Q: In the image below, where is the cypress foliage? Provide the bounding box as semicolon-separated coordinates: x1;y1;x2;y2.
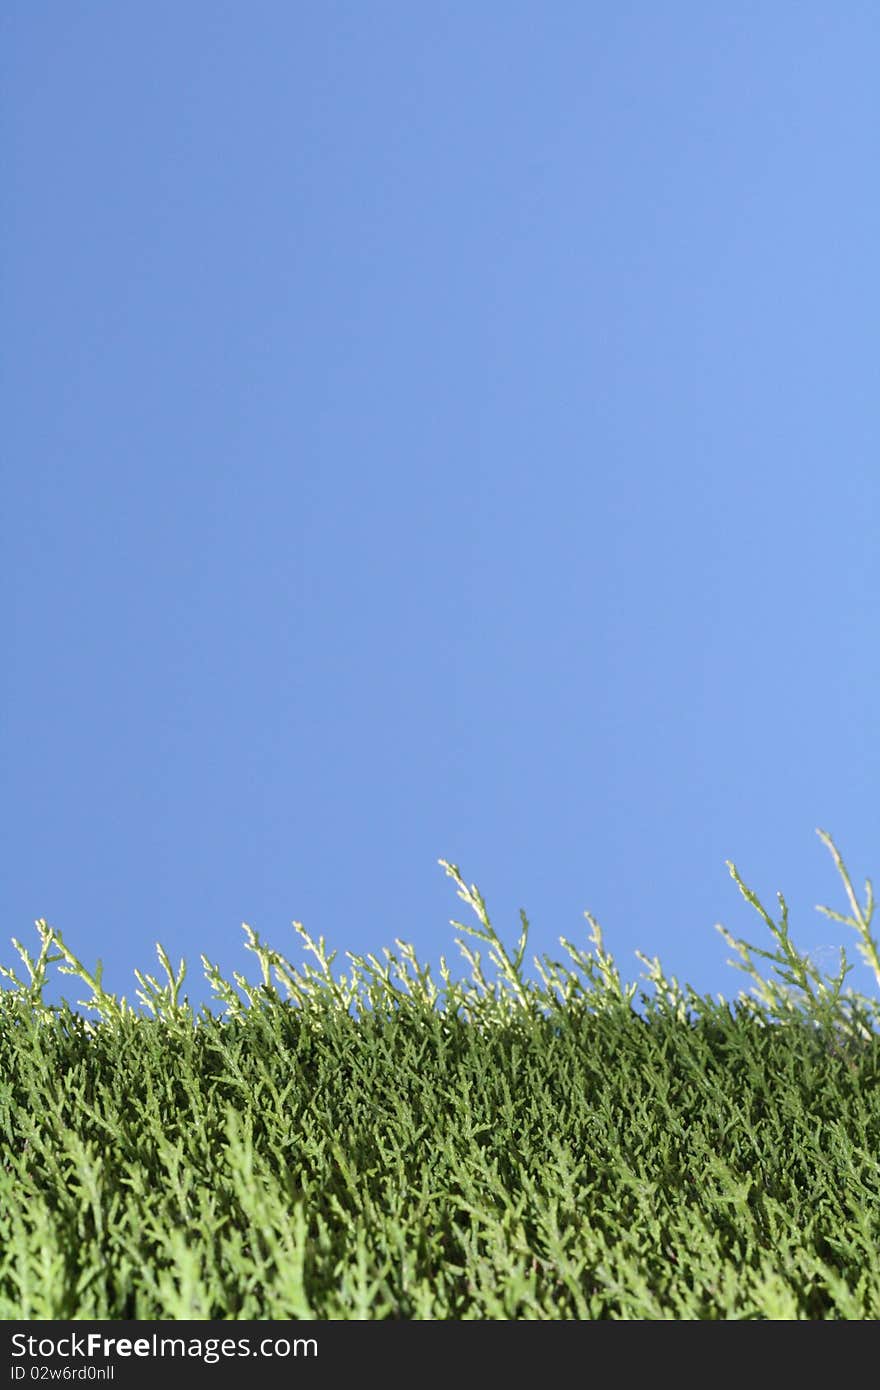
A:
2;831;879;1319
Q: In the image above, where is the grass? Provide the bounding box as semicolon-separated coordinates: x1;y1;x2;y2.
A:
2;828;880;1319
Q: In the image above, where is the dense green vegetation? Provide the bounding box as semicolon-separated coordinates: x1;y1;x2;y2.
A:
2;831;880;1319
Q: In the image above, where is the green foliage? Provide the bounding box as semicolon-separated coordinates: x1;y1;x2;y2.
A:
2;829;880;1319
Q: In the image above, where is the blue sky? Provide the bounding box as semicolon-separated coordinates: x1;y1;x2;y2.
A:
3;2;878;1017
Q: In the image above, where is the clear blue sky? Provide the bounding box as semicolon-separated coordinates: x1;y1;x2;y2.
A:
3;2;879;1017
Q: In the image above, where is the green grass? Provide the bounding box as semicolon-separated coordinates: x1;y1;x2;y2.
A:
2;829;880;1319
